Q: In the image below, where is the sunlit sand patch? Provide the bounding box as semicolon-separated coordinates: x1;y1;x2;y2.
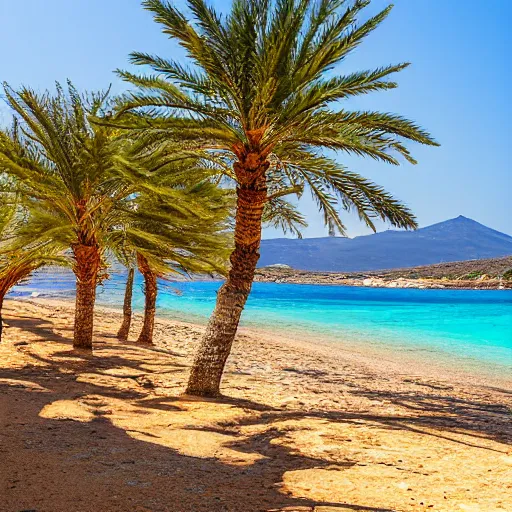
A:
96;367;147;377
114;398;266;463
75;373;142;393
0;339;51;370
38;393;265;464
7;337;83;364
0;378;51;393
277;419;511;511
40;399;96;422
283;465;509;512
126;427;264;464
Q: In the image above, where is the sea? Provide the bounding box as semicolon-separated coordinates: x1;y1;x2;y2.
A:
10;269;512;376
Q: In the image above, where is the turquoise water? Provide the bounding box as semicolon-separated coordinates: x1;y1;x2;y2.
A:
11;271;512;373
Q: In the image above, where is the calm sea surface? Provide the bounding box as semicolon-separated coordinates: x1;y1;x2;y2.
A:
11;270;512;374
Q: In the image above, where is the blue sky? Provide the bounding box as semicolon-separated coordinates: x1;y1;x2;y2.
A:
0;0;510;238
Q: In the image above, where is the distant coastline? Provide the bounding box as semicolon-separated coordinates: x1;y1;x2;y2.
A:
255;255;512;290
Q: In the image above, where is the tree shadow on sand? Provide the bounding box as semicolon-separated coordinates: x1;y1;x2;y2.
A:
1;307;511;511
1;368;394;511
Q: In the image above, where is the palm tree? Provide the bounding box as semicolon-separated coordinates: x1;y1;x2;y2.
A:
114;0;439;395
0;83;148;350
0;185;66;340
110;241;137;342
0;247;63;341
116;172;232;344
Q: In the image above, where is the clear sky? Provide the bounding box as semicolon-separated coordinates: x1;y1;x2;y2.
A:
1;0;510;238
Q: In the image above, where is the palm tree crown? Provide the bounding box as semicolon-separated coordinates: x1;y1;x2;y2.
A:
0;83;130;256
0;83;147;348
117;0;438;233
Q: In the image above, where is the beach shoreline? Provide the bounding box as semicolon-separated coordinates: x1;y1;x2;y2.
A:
14;295;512;389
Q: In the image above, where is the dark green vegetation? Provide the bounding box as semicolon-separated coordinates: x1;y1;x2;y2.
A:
0;0;439;396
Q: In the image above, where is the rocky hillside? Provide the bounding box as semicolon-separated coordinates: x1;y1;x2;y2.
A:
255;256;512;290
361;255;512;280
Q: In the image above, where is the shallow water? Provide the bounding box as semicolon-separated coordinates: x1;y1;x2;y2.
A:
12;270;512;373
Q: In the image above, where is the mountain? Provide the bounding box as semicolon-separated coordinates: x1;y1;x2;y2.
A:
259;216;512;272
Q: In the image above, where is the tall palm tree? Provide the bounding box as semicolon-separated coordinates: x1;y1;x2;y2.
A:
115;0;439;395
0;83;148;350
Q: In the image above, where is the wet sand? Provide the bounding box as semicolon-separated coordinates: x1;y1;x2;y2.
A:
1;298;511;511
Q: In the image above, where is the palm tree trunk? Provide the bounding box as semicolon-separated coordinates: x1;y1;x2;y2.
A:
0;292;5;343
186;170;267;396
137;254;157;344
117;267;135;341
72;243;101;350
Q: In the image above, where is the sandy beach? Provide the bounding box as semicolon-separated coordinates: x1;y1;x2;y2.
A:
1;298;511;511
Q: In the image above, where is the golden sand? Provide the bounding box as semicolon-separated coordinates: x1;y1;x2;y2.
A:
1;298;511;511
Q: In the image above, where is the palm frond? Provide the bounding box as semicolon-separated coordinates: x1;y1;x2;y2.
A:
115;0;437;237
